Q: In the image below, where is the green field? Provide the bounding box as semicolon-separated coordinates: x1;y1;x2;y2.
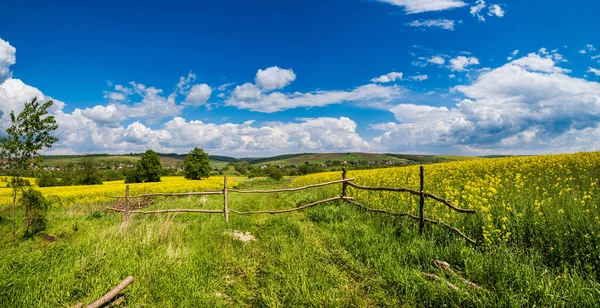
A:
2;152;600;307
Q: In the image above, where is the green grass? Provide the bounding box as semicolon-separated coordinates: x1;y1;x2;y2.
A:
1;178;599;307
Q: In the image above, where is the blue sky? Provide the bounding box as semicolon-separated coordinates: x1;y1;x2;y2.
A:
2;0;600;156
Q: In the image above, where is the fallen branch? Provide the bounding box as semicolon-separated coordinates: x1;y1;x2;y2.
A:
105;207;224;214
229;178;354;194
421;273;460;291
230;196;349;215
434;260;481;289
87;276;134;308
343;199;476;245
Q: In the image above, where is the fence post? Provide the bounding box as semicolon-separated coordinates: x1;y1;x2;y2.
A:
419;166;424;235
125;185;130;221
223;176;229;223
341;168;347;198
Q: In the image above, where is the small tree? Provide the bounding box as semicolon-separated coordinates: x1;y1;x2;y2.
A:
77;155;102;185
183;147;211;180
0;97;58;240
266;167;283;180
135;150;162;182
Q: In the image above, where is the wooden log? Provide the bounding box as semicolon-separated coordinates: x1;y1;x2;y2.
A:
105;207;224;214
343;199;476;245
419;166;425;235
125;185;130;221
73;302;84;308
228;178;354;194
87;276;134;308
229;196;346;215
223;176;229;223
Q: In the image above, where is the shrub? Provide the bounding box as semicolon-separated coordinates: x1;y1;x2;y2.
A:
37;171;59;187
267;167;283;180
101;170;125;181
124;169;141;184
21;188;50;237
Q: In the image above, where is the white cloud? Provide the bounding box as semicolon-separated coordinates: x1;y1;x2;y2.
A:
428;56;446;65
408;74;429;81
184;84;212;106
580;49;587;54
176;72;196;94
0;38;16;84
470;0;486;21
488;4;505;17
511;50;520;57
217;82;235;91
372;51;600;154
371;72;403;83
407;19;456;30
226;82;402;113
449;56;480;71
255;66;296;91
376;0;466;14
449;74;456;79
588;67;600;76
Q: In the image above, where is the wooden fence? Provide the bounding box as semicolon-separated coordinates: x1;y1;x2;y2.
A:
107;166;477;244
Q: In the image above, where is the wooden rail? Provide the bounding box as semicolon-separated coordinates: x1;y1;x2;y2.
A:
228;178;354;194
108;167;478;244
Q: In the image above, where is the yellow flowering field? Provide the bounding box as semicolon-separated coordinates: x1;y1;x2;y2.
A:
292;152;600;258
0;176;239;207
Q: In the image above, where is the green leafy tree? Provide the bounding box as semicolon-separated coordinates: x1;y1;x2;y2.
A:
266;167;283;180
37;171;59;187
22;188;50;237
183;147;211;180
0;97;58;240
77;155;103;185
135;150;162;182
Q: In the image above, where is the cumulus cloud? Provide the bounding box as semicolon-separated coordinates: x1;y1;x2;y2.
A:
407;19;456;31
429;56;446;65
371;72;403;83
0;38;16;84
184;83;212;106
372;52;600;154
376;0;467;14
449;56;480;71
226;82;402;113
255;66;296;91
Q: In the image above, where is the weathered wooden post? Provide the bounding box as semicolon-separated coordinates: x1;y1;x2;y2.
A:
419;166;425;235
341;168;347;198
223;176;229;223
125;185;130;221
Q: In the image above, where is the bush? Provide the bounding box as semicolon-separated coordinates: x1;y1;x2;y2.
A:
37;171;59;187
267;167;283;180
124;169;141;184
59;172;75;186
101;170;125;181
21;188;50;237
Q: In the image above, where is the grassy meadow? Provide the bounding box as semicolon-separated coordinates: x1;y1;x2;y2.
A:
1;152;600;307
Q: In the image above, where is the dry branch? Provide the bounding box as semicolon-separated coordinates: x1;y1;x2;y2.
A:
346;182;476;214
229;178;354;194
343;199;476;245
421;273;460;291
230;196;348;215
105;207;224;214
434;260;481;289
87;276;134;308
